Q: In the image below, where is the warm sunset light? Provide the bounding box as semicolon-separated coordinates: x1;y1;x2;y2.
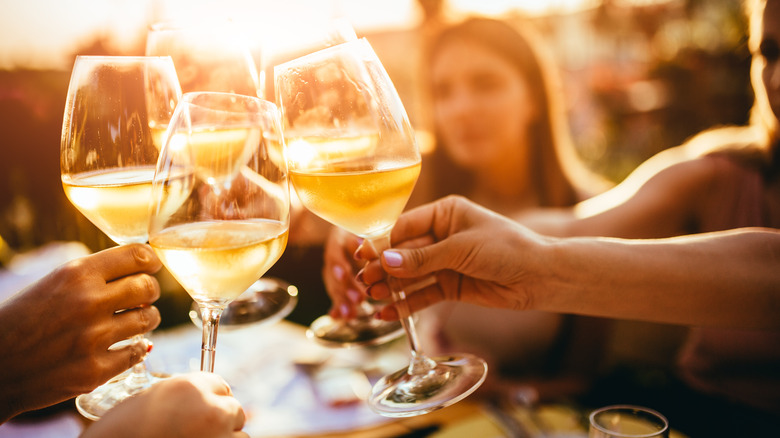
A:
0;0;608;70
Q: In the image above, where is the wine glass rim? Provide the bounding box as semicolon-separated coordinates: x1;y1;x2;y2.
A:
273;37;372;75
589;404;669;437
148;18;241;32
181;91;277;112
74;55;174;63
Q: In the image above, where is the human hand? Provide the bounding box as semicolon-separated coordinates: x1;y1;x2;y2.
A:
322;227;366;319
357;196;549;319
82;372;248;438
0;244;162;423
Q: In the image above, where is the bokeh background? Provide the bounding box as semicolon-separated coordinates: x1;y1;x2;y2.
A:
0;0;752;328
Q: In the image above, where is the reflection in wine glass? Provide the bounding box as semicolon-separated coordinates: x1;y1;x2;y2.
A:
589;405;669;438
149;92;290;373
275;38;487;417
60;55;181;420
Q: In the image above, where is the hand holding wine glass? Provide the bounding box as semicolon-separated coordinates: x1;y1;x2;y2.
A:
275;38;487;416
60;55;181;420
148;91;290;373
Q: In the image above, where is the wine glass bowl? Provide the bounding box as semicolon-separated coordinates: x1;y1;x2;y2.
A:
149;91;290;372
146;21;261;97
60;55;181;419
275;39;417;348
275;38;487;416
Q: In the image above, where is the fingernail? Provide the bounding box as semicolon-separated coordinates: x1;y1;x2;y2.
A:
383;250;403;267
333;265;345;281
346;289;362;304
356;270;365;284
339;303;350;318
145;339;154;353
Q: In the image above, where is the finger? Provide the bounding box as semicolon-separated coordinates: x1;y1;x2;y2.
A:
100;339;153;381
232;405;246;431
380;238;462;279
343;234;362;255
196;372;233;396
89;244;162;282
366;282;391;300
356;259;386;286
395;234;435;250
107;273;161;311
111;305;161;340
389;201;442;246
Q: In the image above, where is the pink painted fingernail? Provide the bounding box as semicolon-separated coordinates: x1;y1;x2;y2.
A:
339;303;350;318
383;250;403;267
333;265;345;281
346;289;362;304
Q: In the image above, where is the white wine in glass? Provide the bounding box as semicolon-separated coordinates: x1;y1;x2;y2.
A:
146;22;300;329
149;91;290;373
275;38;487;416
60;55;181;420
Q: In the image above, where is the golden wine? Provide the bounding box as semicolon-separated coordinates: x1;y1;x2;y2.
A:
150;124;169;151
285;134;378;169
168;127;260;186
290;161;421;238
150;219;288;304
63;166;156;244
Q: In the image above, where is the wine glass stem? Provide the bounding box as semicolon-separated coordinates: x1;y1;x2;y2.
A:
126;335;151;386
200;305;224;372
367;235;437;376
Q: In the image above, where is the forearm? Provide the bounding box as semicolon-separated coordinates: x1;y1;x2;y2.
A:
534;228;780;329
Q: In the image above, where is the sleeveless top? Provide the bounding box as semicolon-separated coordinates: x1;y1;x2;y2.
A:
676;154;780;415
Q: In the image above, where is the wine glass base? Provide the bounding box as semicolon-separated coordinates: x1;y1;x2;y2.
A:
368;354;488;417
189;277;298;330
75;369;168;420
306;313;406;348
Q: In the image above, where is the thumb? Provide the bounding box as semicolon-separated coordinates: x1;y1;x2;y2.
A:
381;241;450;278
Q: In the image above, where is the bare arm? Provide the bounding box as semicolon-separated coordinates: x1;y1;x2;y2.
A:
360;196;780;330
537;228;780;329
517;144;715;238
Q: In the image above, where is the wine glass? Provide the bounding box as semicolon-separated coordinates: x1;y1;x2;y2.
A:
60;55;181;419
275;38;487;416
147;20;298;329
148;91;290;372
146;20;261;97
589;405;670;438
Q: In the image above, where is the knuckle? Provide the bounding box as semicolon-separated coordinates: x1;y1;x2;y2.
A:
127;343;143;369
131;274;160;302
137;305;160;331
129;244;150;266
